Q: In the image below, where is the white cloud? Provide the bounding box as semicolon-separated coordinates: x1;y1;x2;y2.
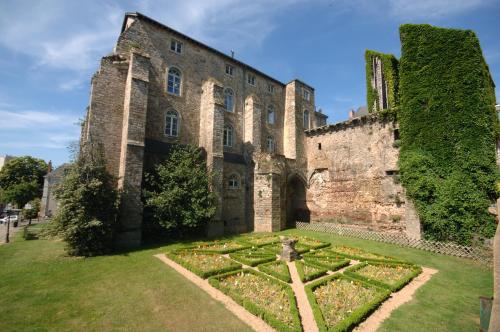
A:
0;110;77;130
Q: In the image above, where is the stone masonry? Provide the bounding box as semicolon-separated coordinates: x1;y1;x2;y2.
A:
81;12;421;247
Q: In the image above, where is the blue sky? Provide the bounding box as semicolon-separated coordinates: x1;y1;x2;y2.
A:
1;0;499;166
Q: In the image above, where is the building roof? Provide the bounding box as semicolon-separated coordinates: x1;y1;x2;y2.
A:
121;12;314;90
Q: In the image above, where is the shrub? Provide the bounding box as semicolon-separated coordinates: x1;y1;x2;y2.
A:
52;143;119;256
143;145;216;235
398;24;498;244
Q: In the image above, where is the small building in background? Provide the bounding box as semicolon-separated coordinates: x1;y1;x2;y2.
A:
40;163;70;218
348;106;368;119
0;155;14;172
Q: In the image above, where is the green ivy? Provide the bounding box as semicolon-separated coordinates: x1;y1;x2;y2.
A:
365;50;399;112
398;24;499;244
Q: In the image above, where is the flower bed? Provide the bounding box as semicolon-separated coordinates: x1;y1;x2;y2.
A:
344;262;422;291
303;256;351;272
240;235;281;246
258;260;292;283
166;250;241;278
188;240;250;254
306;274;391;332
295;261;328;282
209;269;302;331
329;246;399;263
261;242;311;255
292;236;330;250
229;248;276;267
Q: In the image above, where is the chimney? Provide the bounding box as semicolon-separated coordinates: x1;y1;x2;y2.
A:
231;50;235;58
47;160;52;173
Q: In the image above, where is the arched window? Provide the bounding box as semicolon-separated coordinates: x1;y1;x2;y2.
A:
303;109;310;129
228;174;239;189
266;135;275;153
267;105;275;124
165;110;179;137
224;88;234;112
167;67;182;95
223;124;233;147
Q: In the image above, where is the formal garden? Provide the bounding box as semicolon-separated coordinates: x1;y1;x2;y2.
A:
161;233;427;331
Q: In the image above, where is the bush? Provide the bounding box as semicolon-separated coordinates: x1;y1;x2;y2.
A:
52;143;118;256
398;24;498;244
143;145;216;235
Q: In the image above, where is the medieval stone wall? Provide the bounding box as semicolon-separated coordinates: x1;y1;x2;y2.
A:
305;115;417;235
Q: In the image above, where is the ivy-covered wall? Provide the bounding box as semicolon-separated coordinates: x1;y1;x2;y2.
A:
365;50;399;112
398;24;498;244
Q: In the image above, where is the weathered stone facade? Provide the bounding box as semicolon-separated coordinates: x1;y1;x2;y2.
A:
81;12;421;247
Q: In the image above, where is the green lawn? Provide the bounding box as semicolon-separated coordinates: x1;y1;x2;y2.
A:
0;225;492;331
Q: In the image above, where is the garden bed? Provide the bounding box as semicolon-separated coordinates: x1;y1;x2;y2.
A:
240;235;281;246
188;240;250;254
229;248;276;267
295;260;328;282
166;250;241;278
209;269;302;331
261;242;311;255
329;245;399;263
306;274;391;332
303;255;351;271
344;262;422;291
258;260;292;283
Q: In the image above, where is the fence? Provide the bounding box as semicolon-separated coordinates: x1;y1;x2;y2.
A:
296;221;493;265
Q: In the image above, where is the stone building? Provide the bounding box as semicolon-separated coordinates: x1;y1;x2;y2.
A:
40;163;70;218
81;12;420;247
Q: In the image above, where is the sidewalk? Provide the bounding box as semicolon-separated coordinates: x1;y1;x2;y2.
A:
0;219;37;244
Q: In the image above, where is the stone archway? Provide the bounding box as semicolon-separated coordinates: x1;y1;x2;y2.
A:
286;174;309;227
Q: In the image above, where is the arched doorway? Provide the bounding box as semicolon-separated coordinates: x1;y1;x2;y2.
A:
286;174;310;227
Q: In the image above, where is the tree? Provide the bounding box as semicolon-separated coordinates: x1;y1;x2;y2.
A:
53;143;118;256
23;198;41;225
0;156;47;207
143;145;216;235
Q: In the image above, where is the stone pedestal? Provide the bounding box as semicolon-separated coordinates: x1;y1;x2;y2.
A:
280;236;299;262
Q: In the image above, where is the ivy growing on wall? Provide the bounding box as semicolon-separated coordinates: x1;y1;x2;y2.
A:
398;24;499;245
365;50;399;112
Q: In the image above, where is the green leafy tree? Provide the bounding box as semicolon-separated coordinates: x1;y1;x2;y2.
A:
23;198;41;225
0;156;47;207
143;145;216;235
53;143;119;256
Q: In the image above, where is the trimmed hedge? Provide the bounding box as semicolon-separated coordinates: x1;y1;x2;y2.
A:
327;246;404;264
344;262;422;292
303;256;350;271
306;273;391;332
258;260;292;283
398;24;498;244
365;50;399;112
209;269;302;332
187;240;251;254
165;250;241;279
295;260;328;282
229;252;276;267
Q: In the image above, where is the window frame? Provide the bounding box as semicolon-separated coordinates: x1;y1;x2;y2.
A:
266;135;276;153
228;174;240;189
225;64;234;76
302;88;311;101
247;73;256;86
267;105;275;125
303;109;310;129
223;123;234;147
167;67;182;96
165;110;180;137
224;88;234;112
267;84;275;94
170;39;183;54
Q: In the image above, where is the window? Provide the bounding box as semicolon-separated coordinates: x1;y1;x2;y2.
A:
223;124;233;147
267;105;275;124
267;84;274;93
167;67;182;96
266;136;275;153
170;39;182;54
228;174;239;189
318;143;322;150
225;64;233;76
302;88;310;101
247;74;256;86
224;88;234;112
394;129;400;140
303;109;310;129
165;110;179;137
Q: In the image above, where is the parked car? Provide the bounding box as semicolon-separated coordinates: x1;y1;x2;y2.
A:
0;215;18;224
